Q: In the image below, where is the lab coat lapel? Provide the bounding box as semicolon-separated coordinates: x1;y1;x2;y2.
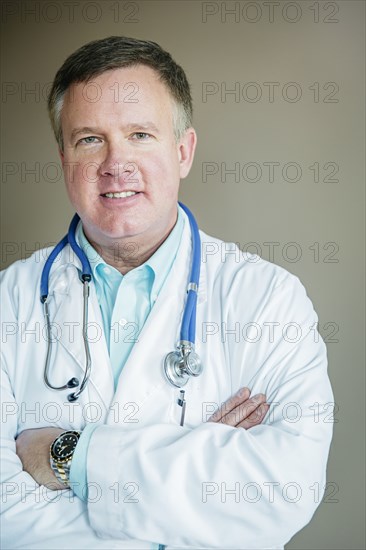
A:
112;213;207;411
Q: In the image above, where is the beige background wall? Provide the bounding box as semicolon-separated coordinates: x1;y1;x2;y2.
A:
1;1;365;548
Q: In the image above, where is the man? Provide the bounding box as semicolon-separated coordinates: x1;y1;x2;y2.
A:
1;36;333;549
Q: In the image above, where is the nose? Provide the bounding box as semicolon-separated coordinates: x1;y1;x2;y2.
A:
98;143;137;183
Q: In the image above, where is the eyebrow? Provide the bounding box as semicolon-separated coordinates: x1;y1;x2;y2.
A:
70;127;100;142
70;123;160;142
125;122;160;133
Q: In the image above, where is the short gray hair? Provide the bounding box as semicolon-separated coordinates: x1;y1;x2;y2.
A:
47;36;193;151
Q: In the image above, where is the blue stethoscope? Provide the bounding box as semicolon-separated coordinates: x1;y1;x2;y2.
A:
40;202;203;402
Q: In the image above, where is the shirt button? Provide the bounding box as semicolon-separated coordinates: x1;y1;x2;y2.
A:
119;319;128;327
103;266;111;274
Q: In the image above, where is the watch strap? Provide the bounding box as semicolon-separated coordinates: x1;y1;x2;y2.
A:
50;460;71;486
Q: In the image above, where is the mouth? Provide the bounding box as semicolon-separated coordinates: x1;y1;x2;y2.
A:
101;191;140;199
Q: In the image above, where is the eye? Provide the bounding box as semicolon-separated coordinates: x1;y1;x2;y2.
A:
78;136;100;145
132;132;151;140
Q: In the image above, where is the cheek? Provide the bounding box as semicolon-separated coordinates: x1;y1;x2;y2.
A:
139;150;180;188
63;160;96;194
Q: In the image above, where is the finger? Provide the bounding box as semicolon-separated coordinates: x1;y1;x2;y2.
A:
219;394;266;427
207;387;251;422
238;403;270;430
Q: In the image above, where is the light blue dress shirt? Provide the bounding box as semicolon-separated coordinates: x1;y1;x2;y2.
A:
69;207;185;512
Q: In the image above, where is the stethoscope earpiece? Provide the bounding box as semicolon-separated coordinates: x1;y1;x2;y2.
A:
67;392;79;402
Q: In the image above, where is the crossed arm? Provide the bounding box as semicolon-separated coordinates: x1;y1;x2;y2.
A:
3;269;334;548
15;388;269;490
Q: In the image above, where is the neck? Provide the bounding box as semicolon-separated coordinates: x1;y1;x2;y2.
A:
84;219;177;276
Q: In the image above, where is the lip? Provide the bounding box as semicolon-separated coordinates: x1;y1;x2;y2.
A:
100;189;141;195
99;191;142;206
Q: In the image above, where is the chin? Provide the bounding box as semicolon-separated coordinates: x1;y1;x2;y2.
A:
98;221;147;241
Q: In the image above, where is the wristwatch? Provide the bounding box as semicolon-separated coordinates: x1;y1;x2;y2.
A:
50;430;81;487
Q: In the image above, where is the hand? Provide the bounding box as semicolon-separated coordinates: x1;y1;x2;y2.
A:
15;427;66;489
207;387;269;429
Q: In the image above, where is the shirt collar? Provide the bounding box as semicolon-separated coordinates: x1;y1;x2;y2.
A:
75;223;107;281
75;206;185;293
146;206;185;296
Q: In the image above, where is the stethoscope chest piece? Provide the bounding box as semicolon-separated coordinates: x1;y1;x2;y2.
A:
164;341;203;388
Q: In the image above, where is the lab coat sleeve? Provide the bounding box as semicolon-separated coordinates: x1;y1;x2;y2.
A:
0;271;71;548
85;270;334;549
0;264;145;550
0;352;106;549
69;423;98;501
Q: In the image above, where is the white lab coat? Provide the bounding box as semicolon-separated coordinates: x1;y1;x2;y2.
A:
1;211;334;549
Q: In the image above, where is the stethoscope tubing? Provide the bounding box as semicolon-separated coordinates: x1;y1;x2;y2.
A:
178;202;201;344
40;202;201;398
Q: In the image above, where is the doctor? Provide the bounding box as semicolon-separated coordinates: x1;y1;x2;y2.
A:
1;36;333;549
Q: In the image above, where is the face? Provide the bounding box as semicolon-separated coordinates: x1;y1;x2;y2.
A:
59;65;196;251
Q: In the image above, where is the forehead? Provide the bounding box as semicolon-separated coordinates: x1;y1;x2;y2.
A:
61;65;176;129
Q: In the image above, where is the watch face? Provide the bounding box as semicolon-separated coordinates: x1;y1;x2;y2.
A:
51;432;80;462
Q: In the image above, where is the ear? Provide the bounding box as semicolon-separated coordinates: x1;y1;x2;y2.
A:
178;128;197;179
58;148;65;166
